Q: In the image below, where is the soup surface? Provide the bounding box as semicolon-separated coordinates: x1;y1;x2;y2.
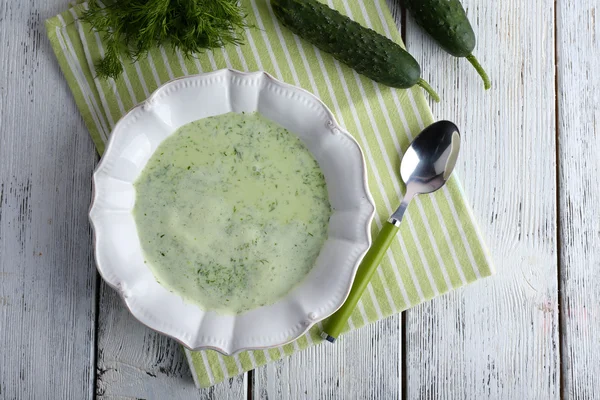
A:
133;112;331;314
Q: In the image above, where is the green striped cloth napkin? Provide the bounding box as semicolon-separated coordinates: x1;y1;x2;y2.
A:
46;0;494;388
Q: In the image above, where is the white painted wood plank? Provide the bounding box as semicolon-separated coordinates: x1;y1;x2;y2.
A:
253;316;402;399
0;1;98;398
557;2;600;398
252;2;404;397
96;283;246;399
404;0;559;398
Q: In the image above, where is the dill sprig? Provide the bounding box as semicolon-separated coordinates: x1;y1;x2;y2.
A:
83;0;248;79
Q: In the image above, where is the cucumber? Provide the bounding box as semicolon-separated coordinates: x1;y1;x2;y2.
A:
404;0;491;89
271;0;439;101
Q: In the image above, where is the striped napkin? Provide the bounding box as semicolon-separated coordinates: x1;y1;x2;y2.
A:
46;0;494;388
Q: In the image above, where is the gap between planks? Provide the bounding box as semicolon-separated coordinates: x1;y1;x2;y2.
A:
92;268;101;398
553;0;565;398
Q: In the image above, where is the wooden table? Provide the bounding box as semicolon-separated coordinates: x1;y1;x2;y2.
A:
1;0;597;398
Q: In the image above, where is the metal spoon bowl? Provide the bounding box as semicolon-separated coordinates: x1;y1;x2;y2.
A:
391;120;461;224
322;120;461;342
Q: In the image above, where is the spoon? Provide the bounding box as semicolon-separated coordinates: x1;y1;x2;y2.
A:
322;120;461;342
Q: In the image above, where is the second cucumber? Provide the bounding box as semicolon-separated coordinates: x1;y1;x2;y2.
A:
404;0;491;89
271;0;439;101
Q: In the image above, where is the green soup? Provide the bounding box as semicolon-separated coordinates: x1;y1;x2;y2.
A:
133;112;331;314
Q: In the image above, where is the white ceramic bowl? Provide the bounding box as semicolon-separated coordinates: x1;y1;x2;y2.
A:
89;69;375;354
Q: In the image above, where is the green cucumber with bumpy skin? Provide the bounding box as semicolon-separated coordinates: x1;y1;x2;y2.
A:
404;0;491;89
271;0;439;101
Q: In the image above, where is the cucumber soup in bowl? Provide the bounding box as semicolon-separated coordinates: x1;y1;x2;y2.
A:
89;69;375;354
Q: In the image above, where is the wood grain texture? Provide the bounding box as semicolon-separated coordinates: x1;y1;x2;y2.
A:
404;0;559;398
0;1;98;398
557;2;600;398
96;282;247;399
253;317;402;399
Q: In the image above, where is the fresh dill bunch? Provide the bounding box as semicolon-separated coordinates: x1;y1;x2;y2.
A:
82;0;248;79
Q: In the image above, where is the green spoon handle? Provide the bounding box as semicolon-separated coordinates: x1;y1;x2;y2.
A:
322;221;400;342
